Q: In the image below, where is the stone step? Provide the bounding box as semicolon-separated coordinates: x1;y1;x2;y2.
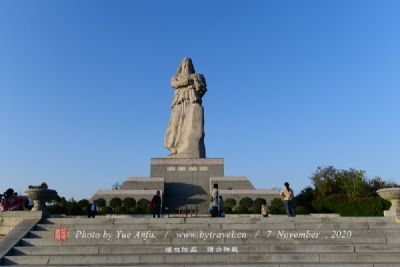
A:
4;264;400;267
43;216;397;225
26;229;400;239
11;244;400;255
19;234;392;246
4;253;400;265
36;222;400;231
5;264;400;267
4;215;400;266
34;224;400;236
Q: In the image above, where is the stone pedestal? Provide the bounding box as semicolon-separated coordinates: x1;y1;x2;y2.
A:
151;158;224;212
93;158;280;215
377;188;400;218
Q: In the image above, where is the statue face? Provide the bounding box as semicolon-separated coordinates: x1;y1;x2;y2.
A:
178;58;195;76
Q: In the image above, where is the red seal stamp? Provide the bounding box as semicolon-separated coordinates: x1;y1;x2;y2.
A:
54;227;68;241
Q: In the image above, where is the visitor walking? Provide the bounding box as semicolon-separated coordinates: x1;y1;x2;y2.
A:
151;190;162;218
280;182;295;217
211;184;219;217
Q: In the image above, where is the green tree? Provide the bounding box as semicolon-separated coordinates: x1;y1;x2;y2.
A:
269;198;284;214
235;206;248;214
122;197;136;209
101;206;113;214
137;198;150;213
239;197;253;210
367;177;399;195
64;198;81;215
145;205;154;214
309;166;398;216
311;166;340;199
109;198;122;212
77;199;90;213
252;198;266;214
131;207;141;214
95;198;106;208
295;187;315;214
115;206;126;214
47;204;66;214
223;206;233;214
224;198;237;209
339;169;367;200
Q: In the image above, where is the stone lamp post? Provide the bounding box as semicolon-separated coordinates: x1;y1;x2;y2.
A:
26;183;58;216
377;188;400;217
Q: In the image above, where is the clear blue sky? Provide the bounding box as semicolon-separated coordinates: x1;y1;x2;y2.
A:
1;1;399;200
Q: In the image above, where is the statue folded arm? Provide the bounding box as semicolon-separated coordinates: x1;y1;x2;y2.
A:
171;75;190;89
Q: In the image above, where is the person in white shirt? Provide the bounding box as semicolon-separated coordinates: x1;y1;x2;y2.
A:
211;183;219;217
280;182;295;217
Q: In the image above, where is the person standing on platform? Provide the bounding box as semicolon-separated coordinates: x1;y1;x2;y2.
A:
211;183;219;217
151;190;162;218
87;201;97;218
261;199;269;217
280;182;295;217
218;196;225;217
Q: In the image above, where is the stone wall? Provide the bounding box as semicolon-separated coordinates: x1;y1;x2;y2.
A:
0;211;42;236
210;176;256;191
120;177;164;191
150;158;224;212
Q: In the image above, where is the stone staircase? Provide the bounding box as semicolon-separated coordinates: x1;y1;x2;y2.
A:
2;215;400;266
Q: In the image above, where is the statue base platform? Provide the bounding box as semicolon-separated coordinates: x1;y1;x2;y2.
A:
92;158;280;214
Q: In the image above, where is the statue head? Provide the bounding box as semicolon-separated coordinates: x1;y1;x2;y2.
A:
176;57;195;77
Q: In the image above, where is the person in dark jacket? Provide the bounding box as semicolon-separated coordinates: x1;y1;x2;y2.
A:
86;201;97;218
151;191;162;218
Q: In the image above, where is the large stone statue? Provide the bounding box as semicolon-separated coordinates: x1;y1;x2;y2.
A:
164;58;207;158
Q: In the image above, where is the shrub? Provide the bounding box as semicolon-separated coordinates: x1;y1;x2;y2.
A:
137;199;150;213
252;198;266;214
145;206;154;214
115;206;126;214
77;199;90;213
295;187;315;214
235;206;248;214
101;206;113;214
311;194;347;213
239;197;253;210
122;197;136;209
223;207;233;214
47;204;66;214
131;207;141;214
224;198;237;209
95;198;106;207
65;199;81;215
294;205;306;214
109;198;122;211
269;198;284;214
